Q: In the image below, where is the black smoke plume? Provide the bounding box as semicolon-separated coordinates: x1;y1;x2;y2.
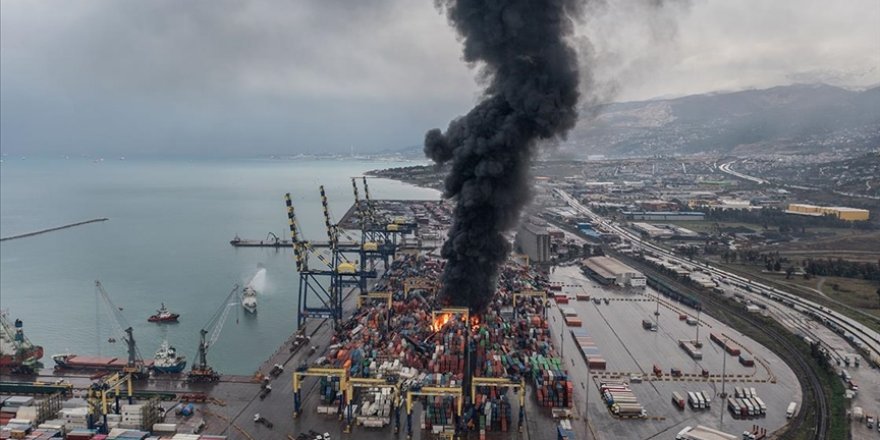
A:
425;0;582;312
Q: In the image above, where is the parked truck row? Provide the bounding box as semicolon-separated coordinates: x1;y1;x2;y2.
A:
599;381;646;418
726;393;767;418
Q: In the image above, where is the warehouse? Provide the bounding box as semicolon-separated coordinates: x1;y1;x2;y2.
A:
785;203;869;221
581;256;646;288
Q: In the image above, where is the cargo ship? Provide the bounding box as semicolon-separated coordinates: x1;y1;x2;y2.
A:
151;339;186;373
52;354;154;371
148;303;180;323
0;313;44;373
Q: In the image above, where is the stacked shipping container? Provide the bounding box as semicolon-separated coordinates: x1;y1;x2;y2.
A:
570;329;606;370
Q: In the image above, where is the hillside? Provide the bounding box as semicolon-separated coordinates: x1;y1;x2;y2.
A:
559;84;880;157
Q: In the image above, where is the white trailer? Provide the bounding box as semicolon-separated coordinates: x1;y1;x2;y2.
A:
786;402;797;419
852;406;864;421
753;397;766;415
700;390;712;408
743;399;755;416
696;393;706;410
688;392;700;409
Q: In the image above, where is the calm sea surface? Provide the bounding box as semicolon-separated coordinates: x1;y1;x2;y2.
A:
0;158;439;374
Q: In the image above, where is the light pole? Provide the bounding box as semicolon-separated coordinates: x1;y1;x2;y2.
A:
654;288;661;323
561;329;565;359
720;337;728;399
585;360;591;438
694;307;702;348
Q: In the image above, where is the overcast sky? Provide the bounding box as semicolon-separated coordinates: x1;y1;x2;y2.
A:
2;0;878;157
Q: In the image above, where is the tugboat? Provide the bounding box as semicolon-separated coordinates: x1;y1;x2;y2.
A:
241;286;257;314
151;339;186;374
148;303;180;323
241;265;265;314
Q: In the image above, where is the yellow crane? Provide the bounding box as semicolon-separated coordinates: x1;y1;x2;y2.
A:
291;367;348;418
86;372;133;432
512;289;548;319
470;377;526;431
405;386;463;439
355;291;392;309
404;277;436;297
343;377;400;433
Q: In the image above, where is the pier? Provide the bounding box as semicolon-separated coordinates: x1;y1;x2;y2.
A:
0;218;108;242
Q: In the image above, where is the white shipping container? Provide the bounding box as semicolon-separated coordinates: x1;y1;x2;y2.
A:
153;422;178;433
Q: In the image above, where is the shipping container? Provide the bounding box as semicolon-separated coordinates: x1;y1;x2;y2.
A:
672;392;685;410
679;340;703;360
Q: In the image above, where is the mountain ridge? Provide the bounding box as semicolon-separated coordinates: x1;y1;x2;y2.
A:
560;83;880;158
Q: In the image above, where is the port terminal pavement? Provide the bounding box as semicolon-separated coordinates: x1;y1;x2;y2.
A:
546;265;801;440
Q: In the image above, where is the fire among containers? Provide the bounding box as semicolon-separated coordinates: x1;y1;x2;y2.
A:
295;255;575;437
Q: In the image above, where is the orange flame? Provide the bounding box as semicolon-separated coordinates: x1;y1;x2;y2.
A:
432;313;452;332
470;316;481;329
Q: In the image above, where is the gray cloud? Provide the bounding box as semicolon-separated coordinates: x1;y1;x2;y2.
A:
1;0;877;156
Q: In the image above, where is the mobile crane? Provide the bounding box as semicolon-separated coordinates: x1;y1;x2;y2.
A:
188;284;239;382
95;281;148;378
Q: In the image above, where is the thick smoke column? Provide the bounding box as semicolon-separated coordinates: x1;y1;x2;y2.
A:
425;0;582;312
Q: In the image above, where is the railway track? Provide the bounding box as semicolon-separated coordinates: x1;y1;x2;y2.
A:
621;256;831;440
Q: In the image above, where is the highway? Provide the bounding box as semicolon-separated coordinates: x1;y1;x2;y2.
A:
718;161;768;185
554;188;880;367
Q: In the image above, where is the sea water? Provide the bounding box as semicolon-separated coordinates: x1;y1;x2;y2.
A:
0;157;439;374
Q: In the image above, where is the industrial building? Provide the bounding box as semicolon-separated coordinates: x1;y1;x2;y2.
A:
581;256;646;287
631;222;700;239
622;211;706;221
785;203;869;221
516;216;551;263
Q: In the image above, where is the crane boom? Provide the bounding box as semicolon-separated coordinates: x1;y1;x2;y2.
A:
208;296;236;349
94;281;144;370
191;284;239;379
362;177;375;224
203;284;239;350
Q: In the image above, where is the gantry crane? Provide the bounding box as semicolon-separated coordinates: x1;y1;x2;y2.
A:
351;178;398;274
188;284;239;382
286;193;350;331
286;189;378;332
512;289;549;319
343;377;401;433
291;367;348;417
470;377;526;432
86;372;133;432
405;385;463;439
95;281;147;377
319;185;377;298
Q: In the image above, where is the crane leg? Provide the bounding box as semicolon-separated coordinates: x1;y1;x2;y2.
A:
519;405;524;432
293;392;301;417
406;410;412;439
